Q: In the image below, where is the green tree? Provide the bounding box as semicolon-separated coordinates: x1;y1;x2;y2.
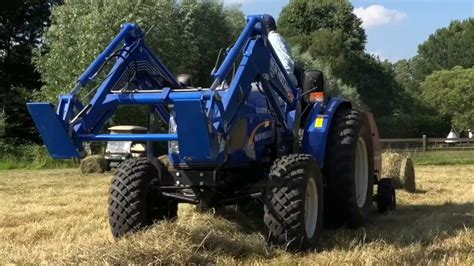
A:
279;0;401;117
0;0;61;144
394;19;474;101
177;0;245;85
421;66;474;130
393;59;418;96
339;54;402;116
376;114;449;138
295;50;364;109
0;109;5;137
279;0;366;53
387;20;474;137
279;0;367;89
413;19;474;81
34;0;245;101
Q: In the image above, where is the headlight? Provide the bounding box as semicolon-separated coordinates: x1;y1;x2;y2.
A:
169;113;179;154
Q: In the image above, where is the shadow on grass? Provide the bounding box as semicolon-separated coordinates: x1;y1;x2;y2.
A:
194;200;473;257
62;201;473;264
319;202;473;251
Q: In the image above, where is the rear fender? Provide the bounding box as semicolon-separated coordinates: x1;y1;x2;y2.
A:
302;100;382;181
365;112;382;182
301;98;351;168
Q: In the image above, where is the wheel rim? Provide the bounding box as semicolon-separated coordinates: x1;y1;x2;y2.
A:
355;137;369;208
304;177;318;238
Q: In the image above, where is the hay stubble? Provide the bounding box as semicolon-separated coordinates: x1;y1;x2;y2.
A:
0;165;472;264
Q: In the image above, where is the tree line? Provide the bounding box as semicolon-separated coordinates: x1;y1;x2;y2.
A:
279;0;473;138
1;0;472;149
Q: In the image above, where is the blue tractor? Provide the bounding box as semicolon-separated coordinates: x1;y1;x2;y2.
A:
27;15;394;250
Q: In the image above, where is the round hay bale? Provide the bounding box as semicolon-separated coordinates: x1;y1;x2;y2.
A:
381;152;405;188
400;157;416;192
80;155;107;174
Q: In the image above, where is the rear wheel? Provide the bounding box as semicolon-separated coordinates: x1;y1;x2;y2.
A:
108;158;178;238
355;137;369;209
264;154;324;251
324;109;374;228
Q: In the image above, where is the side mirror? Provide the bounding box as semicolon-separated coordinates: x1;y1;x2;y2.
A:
303;70;324;94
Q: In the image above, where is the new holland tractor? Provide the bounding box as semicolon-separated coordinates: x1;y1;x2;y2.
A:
27;15;395;251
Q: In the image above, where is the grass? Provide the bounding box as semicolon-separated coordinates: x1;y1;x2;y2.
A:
411;150;474;166
0;157;78;170
0;144;79;170
0;165;473;264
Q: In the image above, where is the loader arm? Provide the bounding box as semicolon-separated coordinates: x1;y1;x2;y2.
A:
27;15;301;164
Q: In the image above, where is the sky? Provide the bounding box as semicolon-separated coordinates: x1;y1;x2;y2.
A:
223;0;473;62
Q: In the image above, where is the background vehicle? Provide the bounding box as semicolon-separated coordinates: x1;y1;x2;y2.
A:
27;15;392;251
104;125;147;169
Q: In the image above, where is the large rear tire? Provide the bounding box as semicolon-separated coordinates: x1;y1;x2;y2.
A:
324;109;374;228
108;158;178;238
264;154;324;251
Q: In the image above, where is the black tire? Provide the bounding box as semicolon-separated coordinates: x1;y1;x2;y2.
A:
264;154;324;251
108;158;178;238
377;178;396;213
324;109;374;228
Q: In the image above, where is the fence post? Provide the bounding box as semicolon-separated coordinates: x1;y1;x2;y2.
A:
422;135;427;152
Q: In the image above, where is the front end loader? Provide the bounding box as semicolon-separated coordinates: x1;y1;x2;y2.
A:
27;15;393;251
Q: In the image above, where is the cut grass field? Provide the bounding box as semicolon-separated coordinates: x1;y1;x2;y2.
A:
0;165;473;264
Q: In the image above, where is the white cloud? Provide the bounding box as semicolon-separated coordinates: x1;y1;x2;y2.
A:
353;5;408;29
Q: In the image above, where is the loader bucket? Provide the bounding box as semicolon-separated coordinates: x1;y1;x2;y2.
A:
27;103;81;159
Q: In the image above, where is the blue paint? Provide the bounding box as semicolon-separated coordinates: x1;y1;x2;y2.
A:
27;103;81;158
302;98;351;168
27;15;351;169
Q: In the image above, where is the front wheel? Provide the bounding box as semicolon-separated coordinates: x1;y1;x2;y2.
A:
264;154;324;251
108;158;178;238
